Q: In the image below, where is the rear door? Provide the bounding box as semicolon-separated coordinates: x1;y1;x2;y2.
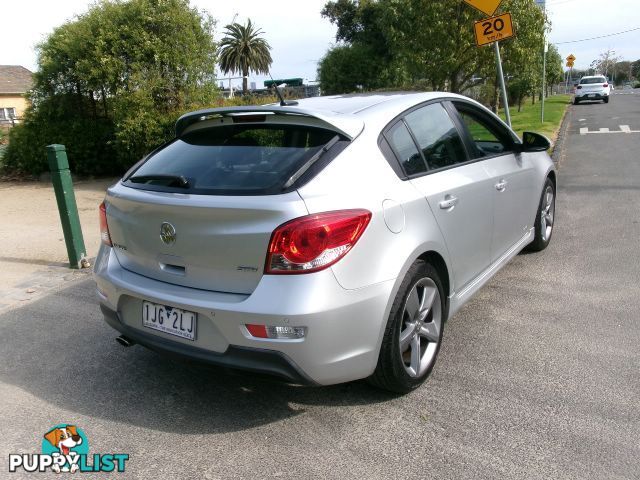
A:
385;102;493;291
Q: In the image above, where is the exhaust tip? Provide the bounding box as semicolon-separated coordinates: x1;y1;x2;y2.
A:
115;335;135;347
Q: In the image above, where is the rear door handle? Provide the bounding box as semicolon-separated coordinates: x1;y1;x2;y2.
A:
439;195;459;210
495;179;508;191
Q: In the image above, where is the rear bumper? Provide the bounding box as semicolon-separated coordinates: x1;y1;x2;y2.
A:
575;91;608;99
94;245;395;385
100;303;316;384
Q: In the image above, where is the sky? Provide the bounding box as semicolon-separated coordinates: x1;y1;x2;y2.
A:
2;0;639;88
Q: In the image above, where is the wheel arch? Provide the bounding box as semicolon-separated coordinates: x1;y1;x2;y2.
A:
417;250;450;317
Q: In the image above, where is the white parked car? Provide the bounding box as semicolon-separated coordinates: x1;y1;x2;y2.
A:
574;75;610;104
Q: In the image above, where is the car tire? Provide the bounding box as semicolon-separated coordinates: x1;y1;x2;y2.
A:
526;177;555;252
604;97;609;103
368;260;445;394
573;98;579;105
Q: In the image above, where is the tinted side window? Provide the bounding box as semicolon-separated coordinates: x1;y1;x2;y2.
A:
386;121;426;176
455;106;511;157
404;103;466;171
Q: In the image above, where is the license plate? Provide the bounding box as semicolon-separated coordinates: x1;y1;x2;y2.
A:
588;94;596;97
142;301;197;341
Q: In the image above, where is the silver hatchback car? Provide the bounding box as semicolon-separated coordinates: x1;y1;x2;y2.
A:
95;92;556;393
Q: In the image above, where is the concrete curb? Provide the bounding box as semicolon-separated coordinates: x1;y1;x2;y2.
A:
551;102;572;169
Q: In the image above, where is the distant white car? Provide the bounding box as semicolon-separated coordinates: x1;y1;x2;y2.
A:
574;75;610;104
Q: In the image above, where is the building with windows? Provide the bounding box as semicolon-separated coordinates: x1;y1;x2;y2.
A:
0;65;33;125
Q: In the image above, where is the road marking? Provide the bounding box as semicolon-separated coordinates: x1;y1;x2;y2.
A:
579;125;640;135
579;118;586;122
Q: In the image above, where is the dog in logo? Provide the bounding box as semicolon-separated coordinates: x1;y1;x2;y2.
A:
43;425;82;473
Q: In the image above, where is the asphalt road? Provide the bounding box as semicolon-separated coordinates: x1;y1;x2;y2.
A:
1;92;639;479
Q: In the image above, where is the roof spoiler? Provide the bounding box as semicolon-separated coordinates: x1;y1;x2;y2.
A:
174;106;364;140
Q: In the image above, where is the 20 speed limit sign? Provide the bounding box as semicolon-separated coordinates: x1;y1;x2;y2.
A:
473;13;514;47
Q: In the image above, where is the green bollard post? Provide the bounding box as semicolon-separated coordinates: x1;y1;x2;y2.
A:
47;144;89;269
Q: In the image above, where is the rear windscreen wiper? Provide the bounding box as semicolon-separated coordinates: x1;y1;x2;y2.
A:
283;135;341;189
129;174;190;188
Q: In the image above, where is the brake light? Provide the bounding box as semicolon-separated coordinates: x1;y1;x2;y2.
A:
265;209;372;274
99;202;112;246
576;85;582;89
603;83;609;87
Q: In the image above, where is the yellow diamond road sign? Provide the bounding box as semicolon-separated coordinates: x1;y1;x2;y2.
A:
567;54;576;62
464;0;503;16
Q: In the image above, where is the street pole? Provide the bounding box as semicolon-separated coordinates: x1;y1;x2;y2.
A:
493;42;511;128
541;39;547;123
47;144;89;269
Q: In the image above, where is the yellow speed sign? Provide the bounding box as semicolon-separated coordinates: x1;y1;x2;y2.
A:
474;13;515;47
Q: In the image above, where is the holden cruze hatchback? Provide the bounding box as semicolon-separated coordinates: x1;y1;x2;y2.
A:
95;92;556;393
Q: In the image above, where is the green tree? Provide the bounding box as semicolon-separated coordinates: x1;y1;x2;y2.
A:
219;19;273;93
318;0;546;103
318;44;393;94
631;59;640;79
4;0;217;176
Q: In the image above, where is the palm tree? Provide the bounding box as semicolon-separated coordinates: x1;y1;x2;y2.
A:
219;19;273;93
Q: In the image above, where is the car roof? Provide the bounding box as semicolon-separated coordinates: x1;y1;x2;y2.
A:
283;91;467;120
176;91;506;140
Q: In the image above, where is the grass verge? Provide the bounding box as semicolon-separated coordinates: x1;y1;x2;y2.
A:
498;94;571;142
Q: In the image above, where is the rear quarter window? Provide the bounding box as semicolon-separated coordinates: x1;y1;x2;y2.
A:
124;125;346;195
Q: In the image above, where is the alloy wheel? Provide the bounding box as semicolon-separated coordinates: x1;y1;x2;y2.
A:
541;185;555;242
399;277;442;377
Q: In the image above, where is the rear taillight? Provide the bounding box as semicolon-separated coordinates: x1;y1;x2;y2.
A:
265;209;372;274
576;85;582;89
99;201;112;246
603;83;609;87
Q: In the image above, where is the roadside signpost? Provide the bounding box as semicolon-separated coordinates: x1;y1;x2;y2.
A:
565;54;576;93
465;0;513;127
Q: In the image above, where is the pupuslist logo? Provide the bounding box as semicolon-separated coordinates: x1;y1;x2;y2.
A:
8;424;129;474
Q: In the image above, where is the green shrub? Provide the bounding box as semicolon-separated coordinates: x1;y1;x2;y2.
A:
3;0;218;177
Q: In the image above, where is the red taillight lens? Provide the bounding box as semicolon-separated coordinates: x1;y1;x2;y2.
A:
99;201;112;246
265;209;372;274
603;83;609;87
576;85;582;89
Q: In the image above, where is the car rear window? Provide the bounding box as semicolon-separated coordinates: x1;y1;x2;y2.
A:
580;77;606;84
124;124;346;195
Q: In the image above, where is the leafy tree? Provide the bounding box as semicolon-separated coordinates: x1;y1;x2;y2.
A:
318;45;376;94
318;0;546;105
631;59;640;79
219;19;273;93
590;49;618;77
4;0;217;175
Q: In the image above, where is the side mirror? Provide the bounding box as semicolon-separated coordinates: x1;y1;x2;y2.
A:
515;132;551;153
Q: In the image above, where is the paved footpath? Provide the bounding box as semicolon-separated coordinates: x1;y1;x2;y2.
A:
1;95;639;478
0;179;114;312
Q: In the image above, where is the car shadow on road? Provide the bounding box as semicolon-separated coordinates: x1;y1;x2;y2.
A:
0;278;397;434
